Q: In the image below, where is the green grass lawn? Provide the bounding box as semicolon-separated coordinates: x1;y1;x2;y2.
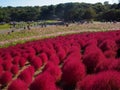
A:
45;20;60;23
0;24;10;30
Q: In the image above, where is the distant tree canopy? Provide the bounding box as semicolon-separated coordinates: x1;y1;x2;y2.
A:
0;2;120;22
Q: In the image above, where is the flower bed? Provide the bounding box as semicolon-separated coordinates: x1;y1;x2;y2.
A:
0;30;120;90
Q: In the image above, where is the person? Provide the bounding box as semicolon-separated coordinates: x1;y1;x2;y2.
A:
65;22;69;27
27;24;31;30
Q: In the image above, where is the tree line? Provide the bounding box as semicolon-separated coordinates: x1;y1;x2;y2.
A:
0;2;120;23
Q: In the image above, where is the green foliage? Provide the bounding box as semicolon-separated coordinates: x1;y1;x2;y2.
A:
0;2;119;22
100;9;120;21
82;7;96;20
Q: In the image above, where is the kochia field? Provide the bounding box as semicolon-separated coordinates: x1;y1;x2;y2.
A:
1;30;120;90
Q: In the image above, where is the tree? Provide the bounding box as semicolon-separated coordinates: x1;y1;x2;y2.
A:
0;8;10;22
55;4;65;20
101;9;120;21
83;7;96;21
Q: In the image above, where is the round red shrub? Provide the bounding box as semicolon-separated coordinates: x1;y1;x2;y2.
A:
19;57;26;67
30;72;57;90
10;49;21;57
11;65;19;75
18;67;33;85
77;38;85;48
66;51;82;62
42;47;55;57
22;52;29;59
26;66;35;76
38;52;48;65
84;44;101;54
43;61;62;82
8;79;28;90
62;60;86;86
83;48;106;74
49;54;60;65
25;47;36;55
29;56;42;70
109;59;120;71
104;50;117;59
2;60;13;71
54;45;66;61
0;71;12;85
85;38;98;47
99;39;117;52
12;56;20;65
69;45;80;53
76;71;120;90
94;59;114;73
2;53;12;61
57;48;66;61
76;74;96;90
0;58;3;64
63;44;71;54
0;65;3;76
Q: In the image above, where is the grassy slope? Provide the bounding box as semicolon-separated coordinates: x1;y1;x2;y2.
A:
0;22;120;48
0;24;10;30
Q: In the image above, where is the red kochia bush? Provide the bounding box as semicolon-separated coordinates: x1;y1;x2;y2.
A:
26;66;35;76
109;59;120;71
0;71;12;85
66;51;82;62
76;71;120;90
19;57;26;67
95;59;120;73
30;72;57;90
10;49;21;57
94;59;114;73
8;79;28;90
11;65;19;75
63;44;71;54
77;38;85;48
83;47;106;74
12;56;20;65
42;47;55;57
85;38;98;47
2;60;13;71
76;75;95;90
38;52;48;65
21;52;29;59
57;48;66;62
29;56;42;70
69;45;81;53
25;47;36;55
54;45;66;61
84;44;100;54
0;65;3;75
0;58;3;64
62;60;86;86
18;66;34;85
104;50;117;59
99;39;117;52
2;53;12;61
49;54;60;65
43;61;62;82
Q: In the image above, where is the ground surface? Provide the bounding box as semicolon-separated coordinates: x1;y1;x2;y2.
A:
0;22;120;48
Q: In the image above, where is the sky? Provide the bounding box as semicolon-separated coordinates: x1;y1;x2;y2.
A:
0;0;119;7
